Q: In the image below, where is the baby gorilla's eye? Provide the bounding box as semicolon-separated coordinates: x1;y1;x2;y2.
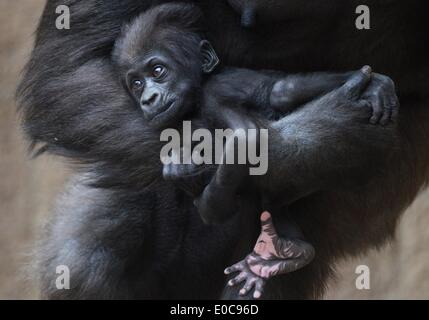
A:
131;79;143;90
152;65;166;78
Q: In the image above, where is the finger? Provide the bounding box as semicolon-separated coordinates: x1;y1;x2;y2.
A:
239;278;257;296
260;211;277;235
228;272;247;286
224;261;245;275
389;94;400;121
355;100;371;110
341;65;372;99
193;198;199;208
253;279;265;299
260;211;271;222
380;105;392;126
370;94;384;125
260;265;272;279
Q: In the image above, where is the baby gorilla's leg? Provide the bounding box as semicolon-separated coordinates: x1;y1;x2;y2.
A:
194;129;251;225
269;71;354;114
224;212;315;299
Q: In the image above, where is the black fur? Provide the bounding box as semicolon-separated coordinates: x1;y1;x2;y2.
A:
17;0;429;299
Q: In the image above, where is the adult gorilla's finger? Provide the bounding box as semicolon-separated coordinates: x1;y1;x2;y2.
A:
228;272;247;286
369;94;384;125
239;278;257;296
389;92;400;122
355;100;371;110
224;261;246;275
253;279;265;299
380;106;393;126
341;66;372;99
260;211;277;234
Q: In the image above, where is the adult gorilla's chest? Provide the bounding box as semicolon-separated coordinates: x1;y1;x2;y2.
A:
199;1;333;72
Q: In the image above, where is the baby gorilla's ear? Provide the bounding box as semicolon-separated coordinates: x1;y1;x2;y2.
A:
200;40;220;74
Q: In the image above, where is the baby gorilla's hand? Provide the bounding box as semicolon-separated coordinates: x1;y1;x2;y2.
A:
162;147;213;197
224;212;315;299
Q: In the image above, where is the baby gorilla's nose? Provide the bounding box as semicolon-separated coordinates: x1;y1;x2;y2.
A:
141;92;160;107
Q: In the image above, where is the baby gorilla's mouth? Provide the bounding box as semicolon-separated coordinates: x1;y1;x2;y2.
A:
150;99;178;123
142;99;175;120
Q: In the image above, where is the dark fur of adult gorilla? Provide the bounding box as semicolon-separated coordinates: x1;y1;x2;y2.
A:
17;0;428;299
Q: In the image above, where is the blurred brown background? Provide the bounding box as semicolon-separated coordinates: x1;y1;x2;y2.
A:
0;1;428;300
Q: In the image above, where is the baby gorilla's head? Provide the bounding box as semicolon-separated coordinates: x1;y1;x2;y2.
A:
112;3;219;128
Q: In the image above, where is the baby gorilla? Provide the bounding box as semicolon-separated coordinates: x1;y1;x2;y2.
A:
112;3;395;299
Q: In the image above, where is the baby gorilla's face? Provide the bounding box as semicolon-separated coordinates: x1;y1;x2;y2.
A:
122;40;219;128
125;50;194;127
113;3;220;128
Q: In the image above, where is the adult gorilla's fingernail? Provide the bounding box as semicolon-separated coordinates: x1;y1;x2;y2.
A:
254;291;261;299
224;269;230;274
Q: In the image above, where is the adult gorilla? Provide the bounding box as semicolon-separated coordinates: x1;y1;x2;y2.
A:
18;0;428;299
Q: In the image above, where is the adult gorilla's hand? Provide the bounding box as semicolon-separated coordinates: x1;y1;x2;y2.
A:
363;73;400;125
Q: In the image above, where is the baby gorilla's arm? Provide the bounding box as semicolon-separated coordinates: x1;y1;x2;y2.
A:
203;68;354;118
224;212;315;299
204;66;396;125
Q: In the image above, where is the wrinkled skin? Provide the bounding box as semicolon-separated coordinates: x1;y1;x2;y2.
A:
225;212;315;299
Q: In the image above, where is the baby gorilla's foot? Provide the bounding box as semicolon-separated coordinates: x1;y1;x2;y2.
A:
224;212;315;299
342;66;399;126
362;72;400;126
